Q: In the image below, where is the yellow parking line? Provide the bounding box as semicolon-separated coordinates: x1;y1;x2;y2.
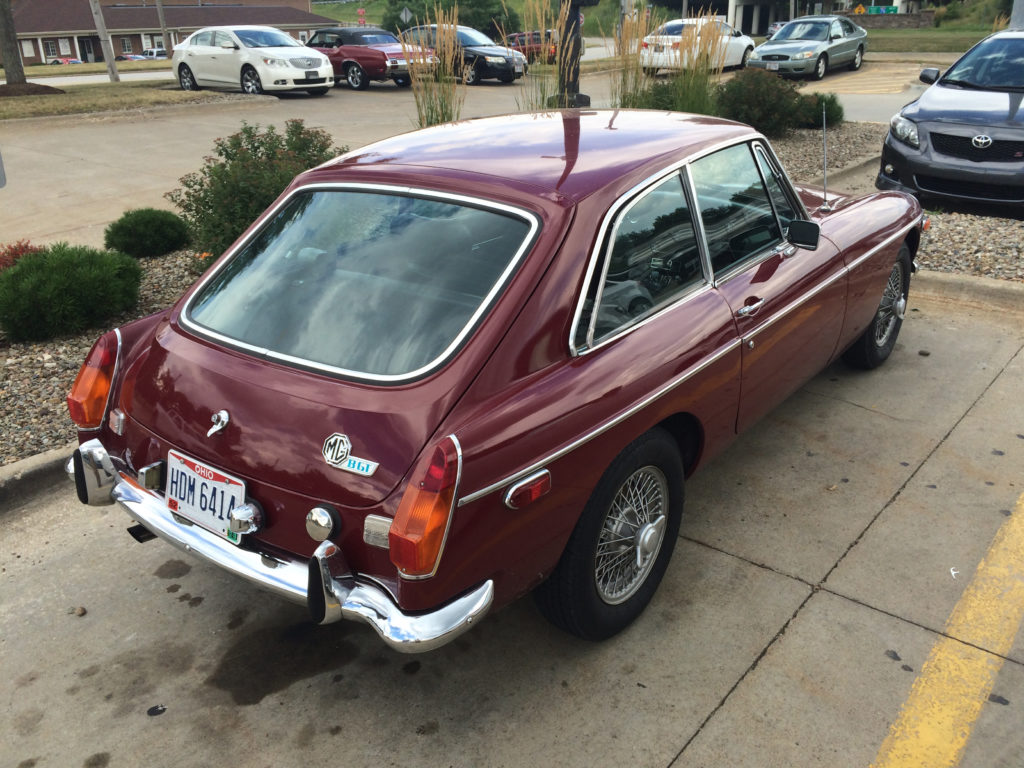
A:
872;492;1024;768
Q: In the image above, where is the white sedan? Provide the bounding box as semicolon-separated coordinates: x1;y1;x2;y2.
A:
172;25;333;96
640;18;755;74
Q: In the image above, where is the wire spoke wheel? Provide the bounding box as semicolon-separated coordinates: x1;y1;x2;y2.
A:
594;465;668;605
874;259;907;348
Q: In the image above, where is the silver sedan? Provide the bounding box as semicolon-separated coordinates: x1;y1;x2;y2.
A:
747;15;867;80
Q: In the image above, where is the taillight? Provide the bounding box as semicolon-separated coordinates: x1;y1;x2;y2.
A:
389;436;461;578
67;331;119;429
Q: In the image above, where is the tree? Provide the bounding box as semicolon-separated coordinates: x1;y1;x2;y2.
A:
0;0;26;86
382;0;520;40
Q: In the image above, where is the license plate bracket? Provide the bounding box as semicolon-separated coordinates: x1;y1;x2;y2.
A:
166;450;246;545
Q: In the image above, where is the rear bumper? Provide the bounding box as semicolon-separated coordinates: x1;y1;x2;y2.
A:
68;438;493;653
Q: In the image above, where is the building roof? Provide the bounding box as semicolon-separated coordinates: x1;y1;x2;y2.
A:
13;1;335;36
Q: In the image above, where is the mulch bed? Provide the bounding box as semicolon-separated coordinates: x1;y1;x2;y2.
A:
0;83;65;98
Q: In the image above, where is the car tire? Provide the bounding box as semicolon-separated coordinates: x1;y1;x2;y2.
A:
740;46;752;68
811;53;827;81
307;87;329;96
240;66;263;95
462;62;481;85
346;63;369;90
534;428;684;641
849;46;864;71
178;64;199;91
842;244;912;370
393;75;412;87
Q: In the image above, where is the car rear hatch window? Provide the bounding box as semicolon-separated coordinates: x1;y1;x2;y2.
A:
183;187;537;382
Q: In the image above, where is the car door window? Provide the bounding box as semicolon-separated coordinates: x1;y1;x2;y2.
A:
580;174;704;346
830;21;843;39
690;143;784;277
213;31;235;49
840;19;857;35
191;31;212;47
753;145;799;230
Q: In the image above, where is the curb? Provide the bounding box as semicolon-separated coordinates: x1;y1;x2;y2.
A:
1;277;1020;510
0;440;76;511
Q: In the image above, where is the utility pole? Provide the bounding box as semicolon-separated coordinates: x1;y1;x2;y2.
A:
1012;0;1024;30
88;0;120;82
155;0;171;52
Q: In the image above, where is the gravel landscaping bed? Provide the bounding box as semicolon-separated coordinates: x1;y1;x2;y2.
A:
2;122;1021;467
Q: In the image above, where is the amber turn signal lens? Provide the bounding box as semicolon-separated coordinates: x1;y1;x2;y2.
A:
389;437;461;578
67;332;118;429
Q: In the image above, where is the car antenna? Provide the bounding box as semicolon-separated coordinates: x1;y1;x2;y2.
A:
820;100;833;213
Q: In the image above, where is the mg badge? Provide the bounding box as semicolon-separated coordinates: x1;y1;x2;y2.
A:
972;134;993;149
322;433;379;477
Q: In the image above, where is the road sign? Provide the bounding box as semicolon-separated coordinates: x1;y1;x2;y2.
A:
400;6;412;23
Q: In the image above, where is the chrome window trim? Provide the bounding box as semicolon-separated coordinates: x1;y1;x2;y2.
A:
570;135;813;357
179;183;540;384
458;339;740;506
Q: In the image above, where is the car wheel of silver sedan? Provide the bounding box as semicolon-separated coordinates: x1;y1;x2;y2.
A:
178;64;199;91
812;54;827;80
534;428;684;640
849;46;864;71
241;66;263;95
842;244;911;369
740;46;752;68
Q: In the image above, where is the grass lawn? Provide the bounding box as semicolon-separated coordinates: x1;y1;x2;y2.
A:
866;27;990;53
18;59;172;79
0;81;248;120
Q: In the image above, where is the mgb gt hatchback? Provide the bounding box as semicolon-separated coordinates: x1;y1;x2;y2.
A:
68;110;925;652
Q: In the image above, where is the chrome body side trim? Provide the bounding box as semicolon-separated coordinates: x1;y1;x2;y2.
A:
458;338;741;506
71;438;493;652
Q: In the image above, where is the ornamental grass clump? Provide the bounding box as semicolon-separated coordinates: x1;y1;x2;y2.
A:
103;207;190;258
404;6;466;128
166;120;342;257
0;243;141;342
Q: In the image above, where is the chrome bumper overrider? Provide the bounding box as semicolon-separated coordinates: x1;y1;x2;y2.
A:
68;438;494;652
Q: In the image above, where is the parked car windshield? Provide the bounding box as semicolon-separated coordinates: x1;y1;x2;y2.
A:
457;28;497;46
186;190;534;380
771;21;829;42
234;28;302;48
355;32;399;44
941;35;1024;91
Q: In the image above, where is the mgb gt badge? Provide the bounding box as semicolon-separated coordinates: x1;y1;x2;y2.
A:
322;433;379;477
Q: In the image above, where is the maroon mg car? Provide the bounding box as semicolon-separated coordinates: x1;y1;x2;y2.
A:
307;26;432;89
68;111;925;652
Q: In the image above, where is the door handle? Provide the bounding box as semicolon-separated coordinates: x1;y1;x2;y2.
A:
736;298;765;318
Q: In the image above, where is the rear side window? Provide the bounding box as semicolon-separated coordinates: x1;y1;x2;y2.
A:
185;189;536;381
576;173;705;348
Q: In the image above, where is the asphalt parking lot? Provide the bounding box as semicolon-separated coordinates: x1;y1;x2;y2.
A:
3;57;1024;768
2;284;1023;767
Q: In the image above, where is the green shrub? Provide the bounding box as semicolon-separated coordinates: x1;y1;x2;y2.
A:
716;68;802;138
103;207;190;258
795;92;845;129
0;243;141;342
0;240;44;271
166;120;343;257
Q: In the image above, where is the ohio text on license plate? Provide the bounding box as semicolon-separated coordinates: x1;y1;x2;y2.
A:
166;450;246;544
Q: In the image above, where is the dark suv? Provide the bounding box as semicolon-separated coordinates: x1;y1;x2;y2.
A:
403;24;525;84
876;29;1024;206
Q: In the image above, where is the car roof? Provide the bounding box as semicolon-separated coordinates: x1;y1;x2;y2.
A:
313;110;755;203
315;26;390;34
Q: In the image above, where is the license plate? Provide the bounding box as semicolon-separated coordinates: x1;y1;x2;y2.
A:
654;44;665;53
166;450;246;545
305;69;317;79
767;62;779;71
515;62;524;73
